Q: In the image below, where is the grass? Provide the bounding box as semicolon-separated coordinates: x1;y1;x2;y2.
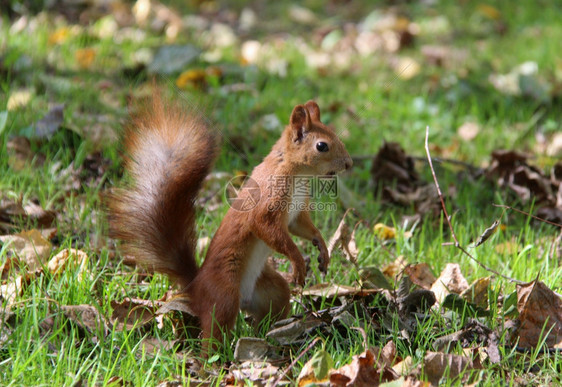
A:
1;0;562;385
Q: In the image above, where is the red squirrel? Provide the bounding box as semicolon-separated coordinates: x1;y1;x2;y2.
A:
109;94;352;349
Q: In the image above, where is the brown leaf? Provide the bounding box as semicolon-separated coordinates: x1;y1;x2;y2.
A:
460;277;490;307
515;280;562;348
329;348;398;386
398;290;437;314
34;104;64;138
7;136;40;171
371;142;419;192
298;350;331;386
0;229;52;272
0;198;55;231
48;248;89;279
139;337;178;356
430;263;469;304
380;340;399;367
23;202;56;227
404;264;436;290
433;320;500;364
327;210;359;263
471;219;501;248
7;89;33;110
233;337;272;362
0;257;19;280
62;304;109;337
382;255;408;279
359;266;393;290
302;283;380;299
423;351;477;385
230;361;280;385
111;299;156;331
457;122;480;141
266;317;324;346
0;275;31;306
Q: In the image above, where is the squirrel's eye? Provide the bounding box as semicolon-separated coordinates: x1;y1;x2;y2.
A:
316;142;329;152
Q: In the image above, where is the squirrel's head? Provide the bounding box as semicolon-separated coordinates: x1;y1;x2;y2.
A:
284;101;353;176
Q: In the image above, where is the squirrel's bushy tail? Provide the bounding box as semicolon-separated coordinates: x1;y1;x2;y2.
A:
109;94;219;288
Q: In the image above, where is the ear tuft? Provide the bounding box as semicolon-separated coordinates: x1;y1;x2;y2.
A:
304;101;321;122
290;105;310;142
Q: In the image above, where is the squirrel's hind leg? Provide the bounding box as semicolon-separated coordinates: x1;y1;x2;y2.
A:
245;263;290;328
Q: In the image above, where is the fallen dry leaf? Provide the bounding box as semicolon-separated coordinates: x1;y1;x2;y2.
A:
460;277;490;307
7;89;33;110
230;361;280;385
423;351;478;385
374;223;396;240
233;337;272;362
48;27;71;45
327;209;359;263
7;136;38;171
302;283;379;299
329;348;398;386
359;266;393;290
34;104;64;139
48;248;89;278
0;257;19;280
382;255;408;279
111;298;156;331
404;264;436;290
430;263;469;304
267;317;324;346
62;304;109;337
0;229;52;271
457;122;480;141
23;202;56;227
298;349;333;386
371;142;420;193
0;275;31;306
75;48;96;68
515;280;562;348
394;57;420;80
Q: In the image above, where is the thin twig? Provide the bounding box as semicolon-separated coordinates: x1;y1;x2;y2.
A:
351;154;482;174
424;126;459;247
425;126;523;284
272;337;321;387
492;204;562;228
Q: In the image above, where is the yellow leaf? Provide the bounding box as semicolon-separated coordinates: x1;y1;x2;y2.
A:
48;248;89;279
176;69;207;88
48;27;70;45
75;48;96;69
373;223;396;240
477;4;501;20
394;57;420;80
7;90;32;111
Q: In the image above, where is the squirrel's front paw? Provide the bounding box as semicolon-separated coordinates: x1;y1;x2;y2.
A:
313;237;330;273
317;249;330;273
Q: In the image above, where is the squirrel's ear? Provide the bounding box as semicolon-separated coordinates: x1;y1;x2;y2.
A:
304;101;321;122
290;105;311;143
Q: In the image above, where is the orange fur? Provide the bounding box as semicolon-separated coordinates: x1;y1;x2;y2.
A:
109;94;352;352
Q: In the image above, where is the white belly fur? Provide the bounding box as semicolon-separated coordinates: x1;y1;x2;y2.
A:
288;195;305;225
240;240;271;307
